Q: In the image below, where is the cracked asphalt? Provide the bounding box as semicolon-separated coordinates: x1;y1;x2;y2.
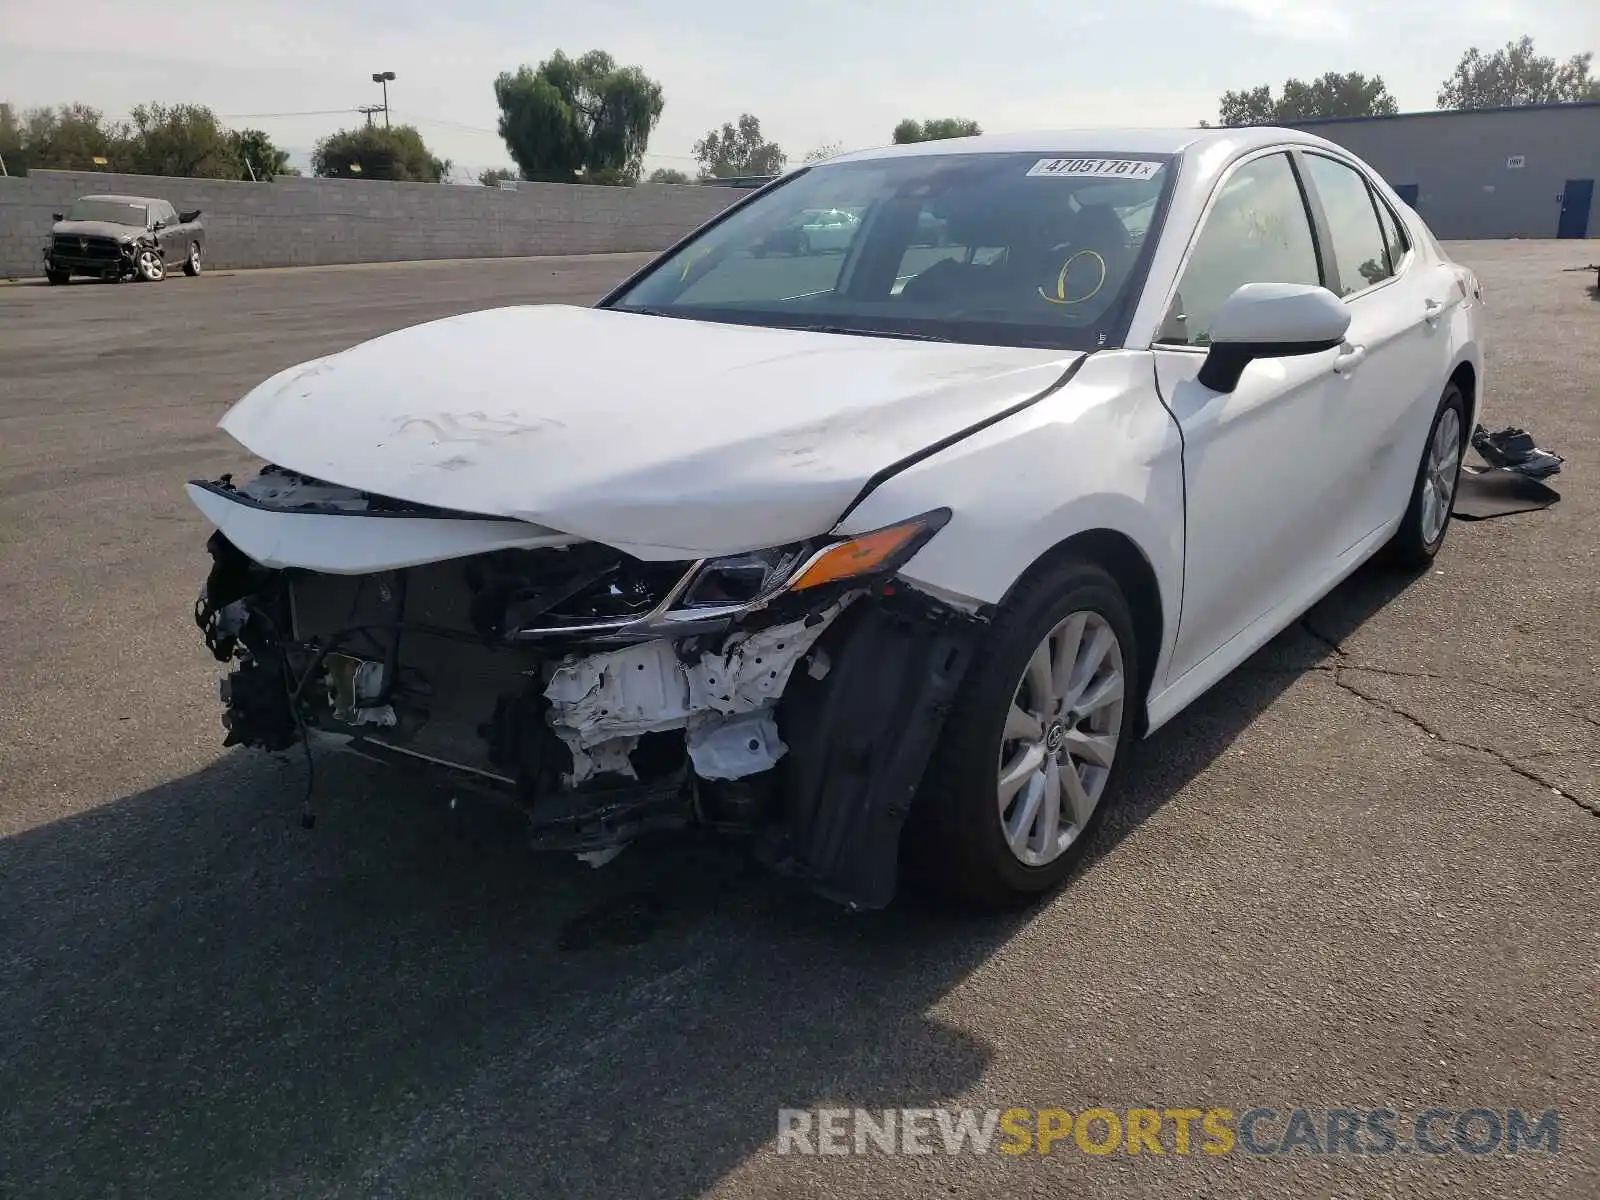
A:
1;242;1596;1199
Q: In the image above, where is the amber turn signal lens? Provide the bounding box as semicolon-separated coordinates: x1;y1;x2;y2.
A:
788;516;940;591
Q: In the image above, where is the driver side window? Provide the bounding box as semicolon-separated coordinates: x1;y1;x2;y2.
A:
1160;152;1322;346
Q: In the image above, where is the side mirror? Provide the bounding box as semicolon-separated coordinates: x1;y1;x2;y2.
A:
52;212;65;221
179;209;202;222
152;219;167;231
1196;282;1351;393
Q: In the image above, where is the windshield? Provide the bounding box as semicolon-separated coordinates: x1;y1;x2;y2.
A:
66;199;149;226
605;152;1176;350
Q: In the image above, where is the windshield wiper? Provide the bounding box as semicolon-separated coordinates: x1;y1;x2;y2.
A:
795;324;951;342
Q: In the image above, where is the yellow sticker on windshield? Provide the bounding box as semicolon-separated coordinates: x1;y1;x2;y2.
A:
680;245;715;281
1038;250;1107;306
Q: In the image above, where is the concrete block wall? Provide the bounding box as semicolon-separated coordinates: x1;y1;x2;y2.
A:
0;170;744;278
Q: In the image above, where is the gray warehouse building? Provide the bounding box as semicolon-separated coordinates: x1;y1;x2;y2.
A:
1286;100;1599;241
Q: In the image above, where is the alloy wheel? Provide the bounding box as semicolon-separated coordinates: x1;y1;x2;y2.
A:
997;610;1125;867
1419;406;1462;544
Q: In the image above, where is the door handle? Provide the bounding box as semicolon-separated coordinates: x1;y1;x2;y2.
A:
1333;344;1367;375
1423;299;1444;326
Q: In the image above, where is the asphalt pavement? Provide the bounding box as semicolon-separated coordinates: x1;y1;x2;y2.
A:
1;245;1596;1199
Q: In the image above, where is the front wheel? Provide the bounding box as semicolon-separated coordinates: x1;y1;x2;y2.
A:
183;242;202;276
1384;382;1467;568
45;268;70;285
907;559;1140;908
134;248;165;282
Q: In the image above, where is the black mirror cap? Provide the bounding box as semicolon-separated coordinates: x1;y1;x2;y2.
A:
51;212;65;221
180;209;202;222
1196;337;1344;394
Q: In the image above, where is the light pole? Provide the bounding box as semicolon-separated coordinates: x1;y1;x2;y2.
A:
371;71;396;129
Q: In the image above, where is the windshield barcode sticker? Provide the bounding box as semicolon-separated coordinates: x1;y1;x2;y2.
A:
1027;158;1163;180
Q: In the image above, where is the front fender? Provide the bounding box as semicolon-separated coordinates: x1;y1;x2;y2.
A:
834;349;1185;668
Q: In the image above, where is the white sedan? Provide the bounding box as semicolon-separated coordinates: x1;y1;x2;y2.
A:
189;127;1482;910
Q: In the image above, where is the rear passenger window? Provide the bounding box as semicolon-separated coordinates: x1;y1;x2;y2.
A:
1160;152;1322;346
1302;154;1392;295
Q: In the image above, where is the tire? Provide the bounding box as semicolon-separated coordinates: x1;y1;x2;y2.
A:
45;268;70;285
183;242;202;276
907;558;1141;909
1384;382;1467;568
134;248;165;282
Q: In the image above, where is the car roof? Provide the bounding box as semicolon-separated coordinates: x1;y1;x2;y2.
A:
826;126;1333;165
77;194;164;205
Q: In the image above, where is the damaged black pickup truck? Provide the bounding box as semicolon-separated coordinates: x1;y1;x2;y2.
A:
45;194;204;284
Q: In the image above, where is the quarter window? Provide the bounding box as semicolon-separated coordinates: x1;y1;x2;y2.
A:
1373;192;1410;274
1161;152;1321;346
1302;154;1393;295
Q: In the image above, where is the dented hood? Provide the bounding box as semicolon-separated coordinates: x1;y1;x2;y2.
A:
219;304;1079;559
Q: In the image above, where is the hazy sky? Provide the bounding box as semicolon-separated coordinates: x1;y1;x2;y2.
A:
1;0;1594;180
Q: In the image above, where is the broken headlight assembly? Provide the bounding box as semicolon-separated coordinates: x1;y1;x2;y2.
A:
509;508;952;640
661;507;953;612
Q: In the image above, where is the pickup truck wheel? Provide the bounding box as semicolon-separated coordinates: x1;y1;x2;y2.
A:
45;268;70;285
183;243;202;276
134;248;165;282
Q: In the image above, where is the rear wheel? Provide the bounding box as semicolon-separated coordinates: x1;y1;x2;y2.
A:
908;559;1140;908
1385;382;1467;567
183;242;202;276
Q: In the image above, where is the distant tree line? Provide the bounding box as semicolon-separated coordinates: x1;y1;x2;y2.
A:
0;102;297;179
1209;35;1600;125
13;32;1586;190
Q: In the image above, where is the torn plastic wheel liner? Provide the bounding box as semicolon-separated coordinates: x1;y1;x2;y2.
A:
1470;424;1563;479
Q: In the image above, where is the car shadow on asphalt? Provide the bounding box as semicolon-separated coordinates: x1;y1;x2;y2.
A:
0;562;1416;1199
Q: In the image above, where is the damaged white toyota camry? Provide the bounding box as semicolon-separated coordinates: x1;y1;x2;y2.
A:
190;127;1482;909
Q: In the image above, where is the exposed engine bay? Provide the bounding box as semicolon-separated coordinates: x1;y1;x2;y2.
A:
192;466;984;907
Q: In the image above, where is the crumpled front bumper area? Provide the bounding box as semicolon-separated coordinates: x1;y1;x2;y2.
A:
193;483;985;908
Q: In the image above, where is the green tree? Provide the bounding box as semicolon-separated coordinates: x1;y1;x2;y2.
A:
2;103;123;173
0;103;20;174
1216;72;1398;126
312;124;450;182
803;142;843;164
493;50;664;184
478;166;519;187
647;167;690;183
121;103;237;177
1437;36;1599;108
229;128;294;180
891;117;982;143
692;113;785;178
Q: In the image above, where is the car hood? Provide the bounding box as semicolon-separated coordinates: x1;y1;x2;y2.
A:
218;304;1080;559
51;220;146;239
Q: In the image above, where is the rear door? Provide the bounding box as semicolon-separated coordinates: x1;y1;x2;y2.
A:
1295;151;1453;548
1152;149;1353;685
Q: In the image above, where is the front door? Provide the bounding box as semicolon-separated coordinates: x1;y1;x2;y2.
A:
1558;179;1594;239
